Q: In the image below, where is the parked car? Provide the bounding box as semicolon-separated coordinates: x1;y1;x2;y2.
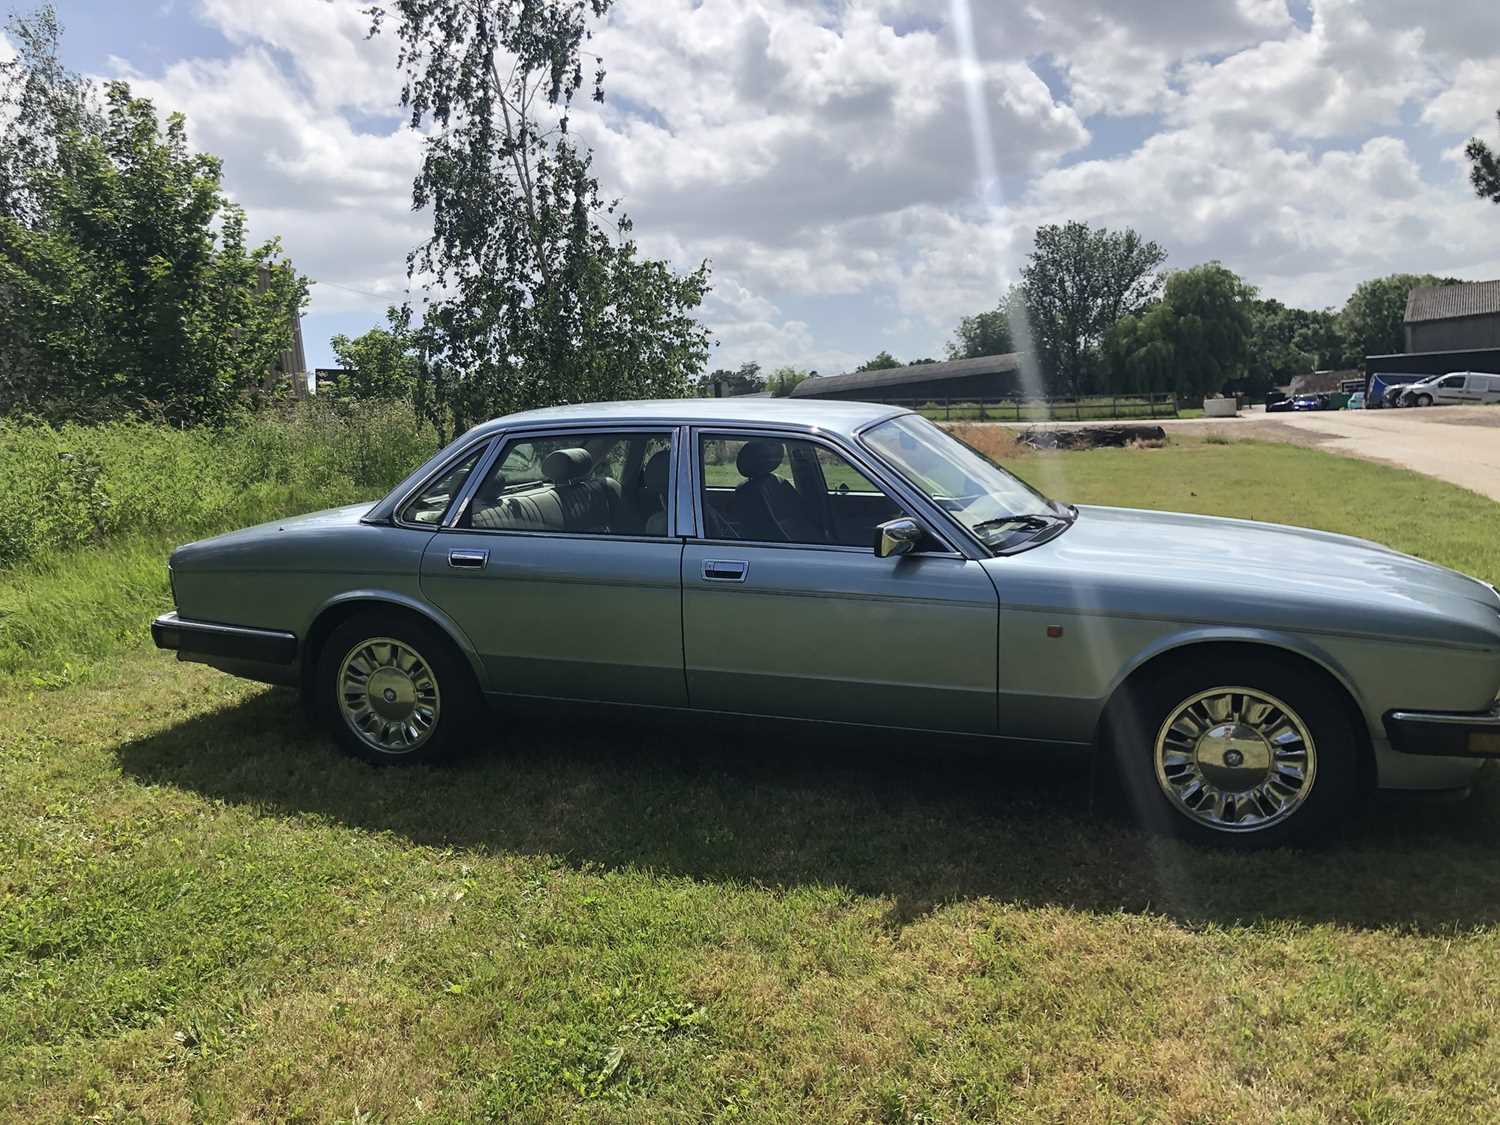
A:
1399;372;1500;407
152;400;1500;849
1265;396;1295;414
1291;393;1333;411
1346;392;1365;409
1369;373;1426;408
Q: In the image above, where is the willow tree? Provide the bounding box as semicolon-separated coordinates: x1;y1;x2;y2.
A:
370;0;711;441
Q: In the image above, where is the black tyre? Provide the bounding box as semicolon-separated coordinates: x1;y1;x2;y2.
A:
316;611;479;766
1105;653;1361;848
1416;393;1433;407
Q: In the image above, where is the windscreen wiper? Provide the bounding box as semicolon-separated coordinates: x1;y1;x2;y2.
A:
971;513;1066;535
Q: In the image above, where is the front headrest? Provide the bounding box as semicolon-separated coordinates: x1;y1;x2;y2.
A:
642;449;670;491
542;447;592;484
736;439;784;479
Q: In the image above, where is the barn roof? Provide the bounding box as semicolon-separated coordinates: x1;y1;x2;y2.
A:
789;352;1022;397
1404;280;1500;324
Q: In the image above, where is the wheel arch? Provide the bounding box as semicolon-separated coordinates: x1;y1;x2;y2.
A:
1095;630;1375;786
301;591;487;696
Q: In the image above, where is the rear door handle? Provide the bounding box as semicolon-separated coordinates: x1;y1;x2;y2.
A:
702;559;748;582
448;548;489;570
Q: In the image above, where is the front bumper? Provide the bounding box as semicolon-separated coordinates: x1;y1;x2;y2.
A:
151;612;298;666
1385;704;1500;759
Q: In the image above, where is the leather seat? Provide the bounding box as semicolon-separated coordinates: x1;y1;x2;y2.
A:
640;449;670;536
470;448;619;533
732;440;823;543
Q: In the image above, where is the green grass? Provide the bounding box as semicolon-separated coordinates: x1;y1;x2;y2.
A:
5;436;1500;1121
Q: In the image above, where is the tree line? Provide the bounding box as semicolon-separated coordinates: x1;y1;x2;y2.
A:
942;220;1465;401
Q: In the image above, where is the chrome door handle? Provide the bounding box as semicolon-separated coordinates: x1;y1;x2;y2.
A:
702;559;748;582
448;548;489;570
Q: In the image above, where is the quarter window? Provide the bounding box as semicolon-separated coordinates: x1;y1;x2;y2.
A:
399;446;486;525
698;434;906;548
460;431;672;536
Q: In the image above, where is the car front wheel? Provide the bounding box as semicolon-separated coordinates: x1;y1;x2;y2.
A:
317;612;478;766
1415;393;1433;407
1109;655;1360;847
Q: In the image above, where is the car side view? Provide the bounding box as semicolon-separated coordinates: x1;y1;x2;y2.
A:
152;399;1500;848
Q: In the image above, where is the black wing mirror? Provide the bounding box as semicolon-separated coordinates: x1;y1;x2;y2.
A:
874;517;922;559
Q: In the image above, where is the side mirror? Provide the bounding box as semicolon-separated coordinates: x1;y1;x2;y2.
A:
874;517;923;559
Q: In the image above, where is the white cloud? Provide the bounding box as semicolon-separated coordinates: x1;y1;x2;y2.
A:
80;0;1500;373
1172;0;1434;139
1423;57;1500;136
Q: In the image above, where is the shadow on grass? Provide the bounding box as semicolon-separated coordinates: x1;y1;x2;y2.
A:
115;688;1500;934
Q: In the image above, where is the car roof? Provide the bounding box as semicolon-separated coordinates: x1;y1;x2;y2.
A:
466;397;908;438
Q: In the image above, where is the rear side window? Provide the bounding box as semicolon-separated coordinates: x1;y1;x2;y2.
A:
398;446;486;525
460;431;672;536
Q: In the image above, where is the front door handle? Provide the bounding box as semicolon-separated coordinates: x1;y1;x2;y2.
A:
702;559;748;582
448;548;489;570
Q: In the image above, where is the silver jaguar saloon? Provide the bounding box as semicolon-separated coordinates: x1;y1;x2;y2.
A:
152;399;1500;847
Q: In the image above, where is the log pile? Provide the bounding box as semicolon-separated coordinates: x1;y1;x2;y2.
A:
1016;425;1168;451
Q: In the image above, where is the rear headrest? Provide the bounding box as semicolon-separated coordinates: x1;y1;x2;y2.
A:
542;447;592;484
642;449;671;491
736;439;784;479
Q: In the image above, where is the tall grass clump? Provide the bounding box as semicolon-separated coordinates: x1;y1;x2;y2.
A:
0;402;439;571
0;402;439;683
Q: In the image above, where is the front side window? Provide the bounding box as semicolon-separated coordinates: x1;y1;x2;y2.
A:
399;445;486;525
698;434;905;548
1439;375;1465;388
863;414;1070;555
461;431;672;536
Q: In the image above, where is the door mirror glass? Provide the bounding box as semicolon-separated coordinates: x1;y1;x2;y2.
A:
874;517;923;558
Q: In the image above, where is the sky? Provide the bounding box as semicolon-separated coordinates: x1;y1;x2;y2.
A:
29;0;1500;375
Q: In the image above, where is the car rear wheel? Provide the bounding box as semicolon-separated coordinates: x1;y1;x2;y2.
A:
317;612;478;766
1108;654;1360;848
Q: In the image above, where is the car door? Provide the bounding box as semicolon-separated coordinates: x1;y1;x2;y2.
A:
680;428;999;734
419;426;687;708
1433;374;1470;404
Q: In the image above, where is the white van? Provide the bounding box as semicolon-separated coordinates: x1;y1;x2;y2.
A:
1399;371;1500;407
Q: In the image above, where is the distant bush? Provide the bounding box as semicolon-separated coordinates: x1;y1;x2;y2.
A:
0;402;439;571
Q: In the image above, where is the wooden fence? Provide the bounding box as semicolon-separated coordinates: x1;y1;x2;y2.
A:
861;394;1180;422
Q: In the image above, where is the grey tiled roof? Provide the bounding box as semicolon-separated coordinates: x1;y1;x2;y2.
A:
789;352;1022;396
1404;280;1500;324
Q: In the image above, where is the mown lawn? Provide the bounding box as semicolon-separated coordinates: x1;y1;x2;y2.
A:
4;438;1500;1122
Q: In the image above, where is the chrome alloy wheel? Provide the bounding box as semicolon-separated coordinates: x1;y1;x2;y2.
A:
1153;687;1317;833
337;637;442;755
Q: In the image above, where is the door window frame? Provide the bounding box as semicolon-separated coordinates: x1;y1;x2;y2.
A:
434;423;683;542
685;425;965;557
392;437;498;530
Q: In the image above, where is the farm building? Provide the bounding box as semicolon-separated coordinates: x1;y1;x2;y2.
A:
790;352;1024;402
1403;279;1500;352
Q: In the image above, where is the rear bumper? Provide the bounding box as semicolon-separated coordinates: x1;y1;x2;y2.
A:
1384;705;1500;759
151;612;298;666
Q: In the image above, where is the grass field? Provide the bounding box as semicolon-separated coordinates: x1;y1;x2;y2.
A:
4;436;1500;1121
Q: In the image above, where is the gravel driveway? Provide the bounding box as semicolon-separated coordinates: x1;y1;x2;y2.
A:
1234;406;1500;502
